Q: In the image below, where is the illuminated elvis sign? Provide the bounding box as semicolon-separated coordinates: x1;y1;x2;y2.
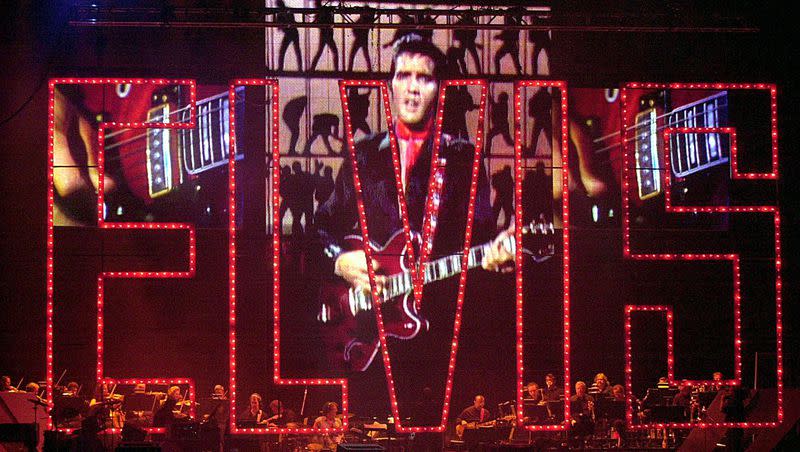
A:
46;78;781;433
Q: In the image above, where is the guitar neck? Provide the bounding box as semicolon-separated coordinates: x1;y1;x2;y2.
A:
382;232;522;301
146;87;244;197
633;91;729;200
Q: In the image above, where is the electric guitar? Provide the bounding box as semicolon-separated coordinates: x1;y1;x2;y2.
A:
317;218;556;372
455;414;516;439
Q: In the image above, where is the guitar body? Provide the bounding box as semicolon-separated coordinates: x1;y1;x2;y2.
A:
318;231;429;373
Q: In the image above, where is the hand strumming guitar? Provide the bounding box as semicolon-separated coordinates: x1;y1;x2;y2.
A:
334;250;386;295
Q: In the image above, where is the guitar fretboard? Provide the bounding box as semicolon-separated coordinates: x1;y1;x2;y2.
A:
634;91;729;200
344;221;555;318
146;88;245;197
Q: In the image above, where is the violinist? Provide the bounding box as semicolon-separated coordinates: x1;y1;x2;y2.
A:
2;375;18;392
153;385;190;428
65;381;80;396
25;382;40;394
89;382;125;429
212;384;227;399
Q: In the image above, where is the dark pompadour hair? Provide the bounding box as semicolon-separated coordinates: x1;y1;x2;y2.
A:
390;33;447;80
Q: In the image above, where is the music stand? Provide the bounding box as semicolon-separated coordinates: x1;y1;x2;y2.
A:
124;393;158;428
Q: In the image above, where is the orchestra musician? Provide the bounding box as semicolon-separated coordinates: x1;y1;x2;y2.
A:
569;381;595;446
24;382;39;394
524;381;542;404
611;384;625;402
89;382;125;430
522;382;544;424
541;373;562;402
266;399;297;427
239;392;267;424
212;384;227;399
311;402;343;450
589;372;612;397
672;383;698;421
456;395;491;432
1;375;16;392
65;381;80;396
711;371;724;391
153;385;190;428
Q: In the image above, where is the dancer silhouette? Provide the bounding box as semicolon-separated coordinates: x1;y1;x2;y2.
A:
453;10;482;75
486;91;514;153
491;165;514;229
276;0;302;71
493;9;523;75
309;1;339;71
346;88;371;136
283;96;307;155
303;113;342;155
348;7;375;72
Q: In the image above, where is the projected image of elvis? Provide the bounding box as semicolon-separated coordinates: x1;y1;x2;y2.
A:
306;34;558;425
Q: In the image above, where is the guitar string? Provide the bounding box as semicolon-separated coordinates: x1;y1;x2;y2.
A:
590;101;727;155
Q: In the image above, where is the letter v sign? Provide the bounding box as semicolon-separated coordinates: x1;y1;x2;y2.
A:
338;79;488;433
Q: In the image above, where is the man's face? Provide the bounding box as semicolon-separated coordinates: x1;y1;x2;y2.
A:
474;396;484;409
391;52;438;128
576;383;586;396
527;384;538;397
545;376;554;387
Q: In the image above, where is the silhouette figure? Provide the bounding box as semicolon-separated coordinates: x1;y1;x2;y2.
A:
486;91;514;153
491;165;514;229
528;29;551;75
346;88;371;136
309;1;339;71
276;0;302;71
348;7;375;72
522;161;552;223
413;9;436;42
279;165;293;225
283;161;315;236
527;88;553;157
453;10;482;75
493;9;523;75
446;46;468;77
441;86;477;140
314;160;335;206
303;113;342;155
383;8;415;49
283;96;307;155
